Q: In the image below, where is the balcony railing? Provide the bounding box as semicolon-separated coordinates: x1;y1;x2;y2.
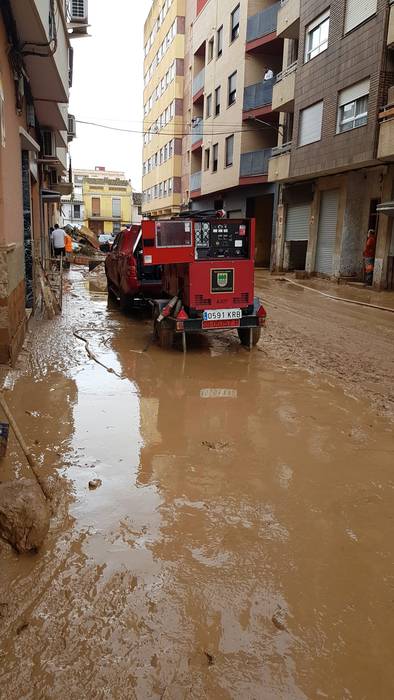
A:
240;148;272;177
191;171;202;191
193;69;205;96
243;80;274;112
191;120;204;144
276;60;297;83
247;3;280;43
271;141;292;157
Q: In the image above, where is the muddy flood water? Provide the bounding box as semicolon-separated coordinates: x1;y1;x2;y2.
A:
1;268;394;699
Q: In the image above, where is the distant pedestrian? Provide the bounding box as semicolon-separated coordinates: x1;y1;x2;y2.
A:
264;66;274;81
64;231;73;255
51;224;66;257
363;229;376;286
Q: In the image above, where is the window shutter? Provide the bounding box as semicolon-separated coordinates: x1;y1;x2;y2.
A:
299;101;323;146
338;78;370;106
344;0;377;33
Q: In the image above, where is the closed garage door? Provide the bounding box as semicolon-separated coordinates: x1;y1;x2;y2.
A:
285;203;310;241
315;190;339;275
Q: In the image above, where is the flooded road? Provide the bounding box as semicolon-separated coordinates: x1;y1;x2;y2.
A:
1;268;394;699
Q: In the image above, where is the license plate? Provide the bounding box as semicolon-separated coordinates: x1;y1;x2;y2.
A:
203;308;241;321
202;319;240;329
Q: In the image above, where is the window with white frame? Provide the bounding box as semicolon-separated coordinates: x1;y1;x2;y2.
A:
304;10;329;63
230;4;240;42
344;0;377;34
337;79;369;133
298;101;323;146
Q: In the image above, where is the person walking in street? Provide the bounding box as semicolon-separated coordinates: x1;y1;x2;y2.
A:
51;223;66;257
64;231;73;256
363;229;376;286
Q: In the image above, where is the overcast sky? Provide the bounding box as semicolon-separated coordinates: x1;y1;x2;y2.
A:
69;0;152;190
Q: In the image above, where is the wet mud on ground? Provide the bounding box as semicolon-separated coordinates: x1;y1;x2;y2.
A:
0;268;394;699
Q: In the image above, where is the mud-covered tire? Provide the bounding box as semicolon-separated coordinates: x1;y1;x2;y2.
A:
238;326;261;347
157;320;174;349
119;291;133;312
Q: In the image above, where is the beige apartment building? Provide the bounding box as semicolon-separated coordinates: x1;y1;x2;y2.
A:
182;0;283;266
142;0;186;217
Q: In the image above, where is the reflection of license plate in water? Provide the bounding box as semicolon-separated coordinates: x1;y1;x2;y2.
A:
200;388;238;398
203;308;241;321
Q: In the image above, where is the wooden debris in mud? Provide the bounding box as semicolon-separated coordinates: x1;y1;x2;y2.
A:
36;259;61;319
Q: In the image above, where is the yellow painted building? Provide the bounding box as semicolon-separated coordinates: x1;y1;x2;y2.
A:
142;0;185;217
83;175;133;235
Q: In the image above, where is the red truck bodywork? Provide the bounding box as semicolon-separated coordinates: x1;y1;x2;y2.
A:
105;226;162;306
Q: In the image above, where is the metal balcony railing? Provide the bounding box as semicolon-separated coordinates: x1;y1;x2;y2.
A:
246;3;280;43
271;141;292;157
275;60;298;83
243;80;273;111
240;148;272;177
193;69;205;96
191;171;202;191
191;120;204;144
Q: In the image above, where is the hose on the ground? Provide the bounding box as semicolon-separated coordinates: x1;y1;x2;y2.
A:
282;277;394;313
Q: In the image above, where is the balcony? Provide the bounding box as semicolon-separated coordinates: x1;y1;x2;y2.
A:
239;148;272;184
243;80;274;120
272;61;297;112
246;3;282;52
190;171;202;194
268;142;292;182
193;69;205;101
277;0;300;39
10;0;70;103
377;104;394;160
191;120;204;149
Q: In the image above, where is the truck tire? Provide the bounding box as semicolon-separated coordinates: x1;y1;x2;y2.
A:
119;291;133;312
238;327;261;347
157;320;174;349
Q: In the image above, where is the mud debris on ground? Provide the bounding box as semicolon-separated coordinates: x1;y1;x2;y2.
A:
0;267;394;699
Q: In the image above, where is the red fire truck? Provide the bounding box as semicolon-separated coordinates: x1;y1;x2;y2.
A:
142;213;266;350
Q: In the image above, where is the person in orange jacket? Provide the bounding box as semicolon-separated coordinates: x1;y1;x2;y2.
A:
363;229;376;286
64;231;73;255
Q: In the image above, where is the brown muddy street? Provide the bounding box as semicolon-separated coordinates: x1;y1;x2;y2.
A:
1;268;394;700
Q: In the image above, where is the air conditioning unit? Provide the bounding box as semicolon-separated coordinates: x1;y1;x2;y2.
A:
70;0;88;22
68;114;76;141
41;130;55;157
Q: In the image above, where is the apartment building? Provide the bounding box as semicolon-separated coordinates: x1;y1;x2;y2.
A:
181;0;284;266
77;167;135;235
0;0;88;364
268;0;394;289
142;0;186;217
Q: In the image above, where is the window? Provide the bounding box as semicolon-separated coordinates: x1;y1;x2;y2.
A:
304;11;329;62
212;143;218;172
73;204;81;218
113;222;121;234
230;5;240;42
298;101;323;146
217;25;223;57
344;0;377;34
337;79;369;133
206;93;212;118
214;86;221;116
91;197;100;216
112;197;121;218
208;37;214;62
204;147;210;170
228;71;237;106
168;178;173;193
225;135;234;167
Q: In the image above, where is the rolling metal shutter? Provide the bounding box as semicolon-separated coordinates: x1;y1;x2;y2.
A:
299;101;323;146
315;190;339;274
344;0;377;34
285;203;311;241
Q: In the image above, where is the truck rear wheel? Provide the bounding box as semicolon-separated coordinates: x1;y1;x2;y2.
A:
238;327;261;347
156;320;174;349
